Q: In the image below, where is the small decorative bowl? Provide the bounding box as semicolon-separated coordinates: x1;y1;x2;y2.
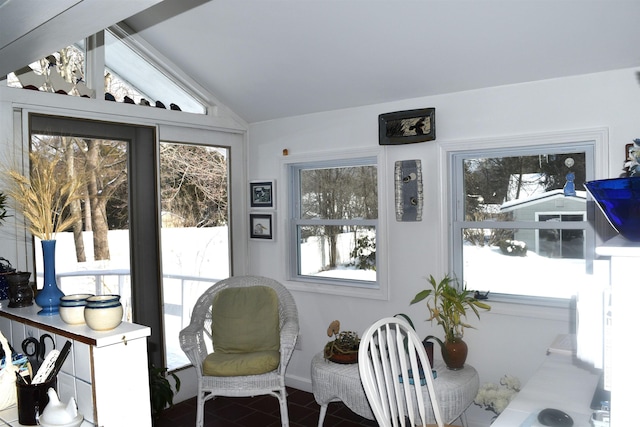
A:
59;294;93;325
584;177;640;241
84;295;123;331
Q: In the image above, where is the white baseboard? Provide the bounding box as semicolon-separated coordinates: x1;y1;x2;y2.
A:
285;373;312;393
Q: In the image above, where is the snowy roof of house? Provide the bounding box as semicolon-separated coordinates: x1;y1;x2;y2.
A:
500;189;586;212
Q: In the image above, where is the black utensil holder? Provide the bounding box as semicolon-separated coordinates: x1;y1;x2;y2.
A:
16;376;57;425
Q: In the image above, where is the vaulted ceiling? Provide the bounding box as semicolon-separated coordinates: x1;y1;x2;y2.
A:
3;0;640;124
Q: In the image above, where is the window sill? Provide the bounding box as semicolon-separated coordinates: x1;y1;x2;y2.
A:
284;277;388;301
483;294;573;322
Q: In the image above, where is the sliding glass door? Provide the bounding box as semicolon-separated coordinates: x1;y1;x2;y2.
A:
28;115;234;370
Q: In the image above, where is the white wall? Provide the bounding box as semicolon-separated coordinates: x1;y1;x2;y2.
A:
247;67;640;426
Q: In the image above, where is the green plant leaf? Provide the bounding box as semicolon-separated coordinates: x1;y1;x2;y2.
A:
410;274;490;341
410;289;432;304
149;363;180;419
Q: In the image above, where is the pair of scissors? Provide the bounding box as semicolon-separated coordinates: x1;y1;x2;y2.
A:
21;334;55;373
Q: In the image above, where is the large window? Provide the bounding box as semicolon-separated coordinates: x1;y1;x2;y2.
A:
450;142;597;300
289;157;378;288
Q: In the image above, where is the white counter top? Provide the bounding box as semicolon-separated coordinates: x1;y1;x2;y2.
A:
0;303;150;347
492;354;601;427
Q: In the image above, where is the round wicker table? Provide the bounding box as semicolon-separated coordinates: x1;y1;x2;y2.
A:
310;351;479;426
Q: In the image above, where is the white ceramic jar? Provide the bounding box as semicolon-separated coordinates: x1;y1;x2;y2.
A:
84;295;123;331
59;294;93;325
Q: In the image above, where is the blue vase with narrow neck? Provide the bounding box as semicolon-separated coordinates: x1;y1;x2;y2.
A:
34;240;65;315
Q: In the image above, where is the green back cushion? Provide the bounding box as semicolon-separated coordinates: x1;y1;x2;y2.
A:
211;286;280;354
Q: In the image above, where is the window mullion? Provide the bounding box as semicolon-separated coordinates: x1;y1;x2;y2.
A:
85;32;105;101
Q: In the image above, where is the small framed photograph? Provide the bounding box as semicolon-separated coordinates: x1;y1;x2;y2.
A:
626;143;634;161
250;213;273;240
379;108;436;145
250;180;275;208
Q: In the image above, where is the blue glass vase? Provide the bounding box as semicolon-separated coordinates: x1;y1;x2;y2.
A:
584;177;640;241
34;240;65;315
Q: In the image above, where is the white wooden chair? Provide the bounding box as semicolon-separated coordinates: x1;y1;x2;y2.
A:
358;317;456;427
179;276;299;427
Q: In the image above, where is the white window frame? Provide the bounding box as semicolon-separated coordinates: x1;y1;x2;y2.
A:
281;148;389;300
442;128;609;304
103;26;209;114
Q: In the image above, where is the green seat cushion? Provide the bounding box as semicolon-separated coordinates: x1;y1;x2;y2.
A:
202;350;280;376
211;286;280;354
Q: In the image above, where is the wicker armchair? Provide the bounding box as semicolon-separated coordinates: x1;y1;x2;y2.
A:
179;276;299;427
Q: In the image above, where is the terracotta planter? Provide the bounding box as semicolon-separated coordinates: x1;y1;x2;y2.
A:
442;337;468;370
327;351;358;364
324;341;359;364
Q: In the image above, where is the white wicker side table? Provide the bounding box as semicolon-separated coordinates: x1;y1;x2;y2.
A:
310;351;479;426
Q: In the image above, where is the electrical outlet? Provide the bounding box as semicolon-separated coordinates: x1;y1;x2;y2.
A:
295;335;302;350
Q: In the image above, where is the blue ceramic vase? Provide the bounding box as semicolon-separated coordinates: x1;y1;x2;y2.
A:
34;240;65;315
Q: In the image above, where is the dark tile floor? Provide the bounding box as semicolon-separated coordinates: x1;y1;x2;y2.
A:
156;387;378;427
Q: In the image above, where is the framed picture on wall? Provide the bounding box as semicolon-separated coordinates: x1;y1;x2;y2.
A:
379;108;436;145
626;143;634;161
250;180;275;208
250;213;273;240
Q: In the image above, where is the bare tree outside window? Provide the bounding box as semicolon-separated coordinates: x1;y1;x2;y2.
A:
159;144;228;228
291;160;378;285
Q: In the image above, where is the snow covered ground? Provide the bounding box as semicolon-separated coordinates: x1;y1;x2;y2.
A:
463;243;588;299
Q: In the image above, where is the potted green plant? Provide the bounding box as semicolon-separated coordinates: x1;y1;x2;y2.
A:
149;363;181;422
410;275;490;370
